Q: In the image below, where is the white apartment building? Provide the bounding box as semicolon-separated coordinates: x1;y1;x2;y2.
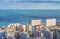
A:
46;18;56;27
31;19;42;26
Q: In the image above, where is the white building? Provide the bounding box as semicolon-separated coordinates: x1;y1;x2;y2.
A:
31;19;42;26
46;18;56;27
28;24;32;31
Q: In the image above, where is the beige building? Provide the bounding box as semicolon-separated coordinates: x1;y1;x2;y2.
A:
6;24;16;34
16;24;23;32
30;19;42;32
46;19;56;27
31;19;42;26
22;24;28;32
28;24;32;31
16;24;28;32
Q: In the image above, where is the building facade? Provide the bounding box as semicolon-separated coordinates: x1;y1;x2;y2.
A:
6;24;16;34
46;19;56;27
30;19;42;32
31;19;42;26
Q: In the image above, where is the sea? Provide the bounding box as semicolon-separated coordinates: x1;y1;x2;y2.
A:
0;9;60;26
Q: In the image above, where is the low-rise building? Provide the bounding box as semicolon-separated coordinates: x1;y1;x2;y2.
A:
6;24;16;34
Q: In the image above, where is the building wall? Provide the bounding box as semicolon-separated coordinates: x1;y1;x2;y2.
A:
31;19;42;26
46;19;56;27
6;24;16;34
28;24;32;31
16;24;23;32
22;25;28;32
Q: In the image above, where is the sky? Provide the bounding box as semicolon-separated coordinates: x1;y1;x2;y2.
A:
0;0;60;9
1;0;60;1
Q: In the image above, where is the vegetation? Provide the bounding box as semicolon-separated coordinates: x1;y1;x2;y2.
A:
28;31;33;35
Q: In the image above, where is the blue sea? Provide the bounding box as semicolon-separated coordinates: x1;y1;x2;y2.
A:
0;10;60;26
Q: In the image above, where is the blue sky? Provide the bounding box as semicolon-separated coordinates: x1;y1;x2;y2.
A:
1;0;60;1
0;0;60;9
